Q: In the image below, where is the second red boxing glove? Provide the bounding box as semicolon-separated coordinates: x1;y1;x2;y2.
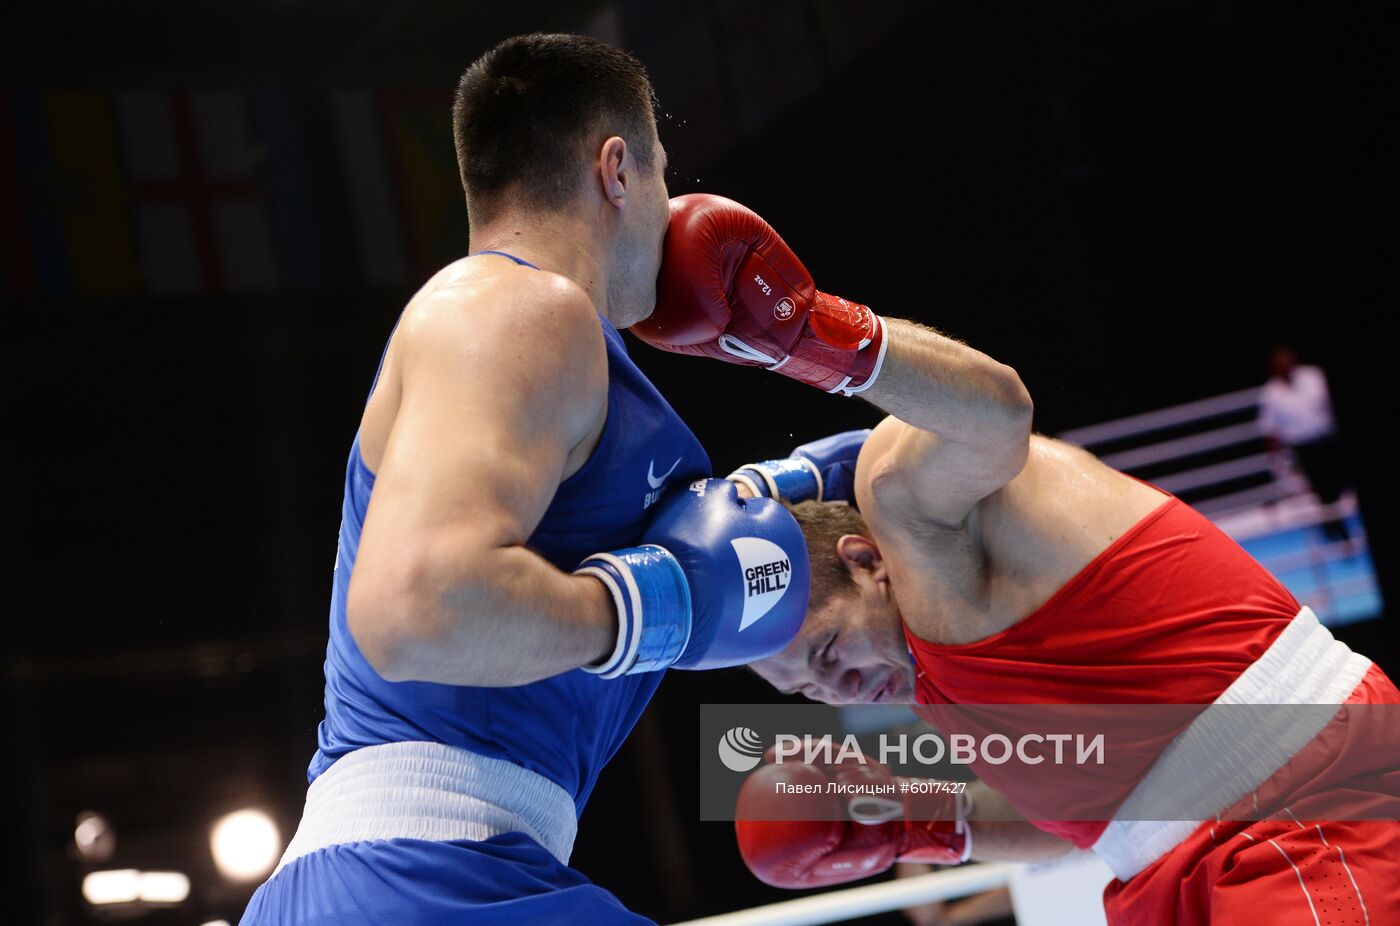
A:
632;193;888;396
734;745;972;890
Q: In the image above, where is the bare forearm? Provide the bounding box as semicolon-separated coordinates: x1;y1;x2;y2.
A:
968;821;1075;863
966;781;1076;863
863;318;1032;438
352;544;616;687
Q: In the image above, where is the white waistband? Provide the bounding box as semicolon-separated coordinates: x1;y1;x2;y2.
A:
1091;606;1372;881
275;741;578;875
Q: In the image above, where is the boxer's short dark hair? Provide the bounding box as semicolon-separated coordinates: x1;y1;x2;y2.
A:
453;33;658;226
787;501;868;610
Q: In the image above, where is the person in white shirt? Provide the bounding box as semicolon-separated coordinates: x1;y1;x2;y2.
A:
1258;344;1352;542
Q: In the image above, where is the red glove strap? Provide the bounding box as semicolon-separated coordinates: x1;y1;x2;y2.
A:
773;291;887;396
897;778;973;864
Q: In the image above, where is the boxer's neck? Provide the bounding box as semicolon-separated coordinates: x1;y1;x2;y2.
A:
469;209;618;324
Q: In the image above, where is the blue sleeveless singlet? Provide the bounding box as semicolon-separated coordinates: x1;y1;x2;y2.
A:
310;252;710;814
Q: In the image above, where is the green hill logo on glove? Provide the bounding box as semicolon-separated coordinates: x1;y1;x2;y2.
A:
731;537;794;630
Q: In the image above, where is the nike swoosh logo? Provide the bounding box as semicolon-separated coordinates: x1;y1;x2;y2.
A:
647;458;682;489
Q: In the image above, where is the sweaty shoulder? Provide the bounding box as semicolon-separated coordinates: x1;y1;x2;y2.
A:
403;261;603;364
376;261;609;462
852;416;916;528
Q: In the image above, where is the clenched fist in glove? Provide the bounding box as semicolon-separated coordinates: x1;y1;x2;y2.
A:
728;429;871;507
633;194;888;396
734;744;972;889
575;479;809;677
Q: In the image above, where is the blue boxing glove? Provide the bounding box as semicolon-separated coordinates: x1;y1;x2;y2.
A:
575;479;810;677
728;429;871;506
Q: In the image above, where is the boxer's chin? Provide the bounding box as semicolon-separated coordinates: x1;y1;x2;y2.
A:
608;281;654;329
617;305;652;330
621;299;655;329
890;674;918;704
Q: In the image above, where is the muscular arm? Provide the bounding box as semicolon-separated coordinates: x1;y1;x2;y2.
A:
346;277;616;686
862;319;1032;442
859;320;1033;527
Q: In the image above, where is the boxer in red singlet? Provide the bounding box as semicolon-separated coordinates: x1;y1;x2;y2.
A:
635;193;1400;924
741;423;1399;924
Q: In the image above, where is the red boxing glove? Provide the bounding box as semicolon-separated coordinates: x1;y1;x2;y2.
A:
734;746;971;889
633;194;888;396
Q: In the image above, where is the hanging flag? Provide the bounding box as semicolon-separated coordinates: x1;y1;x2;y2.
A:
119;90;279;294
250;90;329;291
380;90;468;278
6;89;141;296
330;90;408;287
190;90;278;292
117;90;199;294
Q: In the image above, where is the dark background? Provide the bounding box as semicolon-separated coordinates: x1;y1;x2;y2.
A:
5;1;1394;923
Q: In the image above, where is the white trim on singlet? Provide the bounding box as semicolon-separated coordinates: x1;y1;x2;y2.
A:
275;741;577;875
1091;606;1372;881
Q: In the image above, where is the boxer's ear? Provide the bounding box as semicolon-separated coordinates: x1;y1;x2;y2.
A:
598;136;628;204
834;534;886;582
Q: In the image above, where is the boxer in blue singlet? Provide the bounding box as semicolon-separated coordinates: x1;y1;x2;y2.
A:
240;35;809;925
